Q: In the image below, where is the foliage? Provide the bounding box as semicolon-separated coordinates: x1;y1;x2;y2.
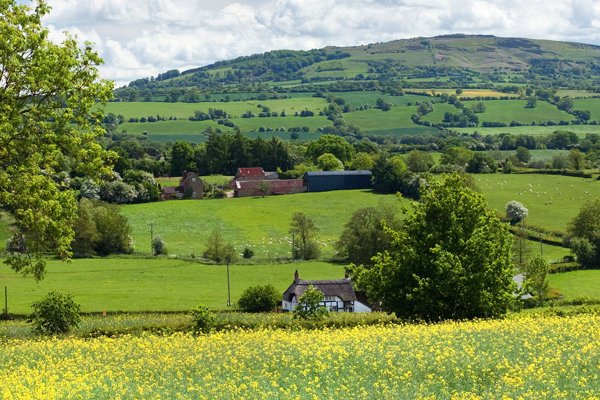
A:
567;199;600;268
372;154;408;194
190;305;215;334
316;153;344;171
354;173;516;320
242;247;254;259
466;153;497;173
151;236;168;256
306;134;355;163
406;150;435;173
506;200;529;225
289;212;320;260
238;285;281;312
349;152;375;171
522;257;550;306
203;229;237;264
0;0;115;279
336;203;401;266
29;291;81;335
71;199;133;257
293;285;329;321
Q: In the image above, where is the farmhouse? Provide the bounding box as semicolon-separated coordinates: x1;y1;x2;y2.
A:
161;171;203;200
230;167;278;187
303;170;372;192
282;271;372;313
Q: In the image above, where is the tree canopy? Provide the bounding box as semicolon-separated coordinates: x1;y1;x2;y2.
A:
1;1;115;279
353;173;515;320
567;199;600;269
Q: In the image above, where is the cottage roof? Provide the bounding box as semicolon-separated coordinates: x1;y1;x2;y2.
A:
304;170;372;177
282;278;357;302
236;167;266;178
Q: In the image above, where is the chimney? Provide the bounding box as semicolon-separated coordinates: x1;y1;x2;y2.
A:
294;269;299;282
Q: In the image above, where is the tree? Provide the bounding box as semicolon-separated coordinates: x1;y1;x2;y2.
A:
465;153;497;174
316;153;344;171
505;201;529;225
151;236;168;256
203;229;227;263
30;291;81;335
372;154;408;194
406;150;435;173
567;199;600;269
336;204;401;266
306;134;355;163
522;257;550;306
525;96;537;108
349;152;375;171
353;173;515;320
440;147;474;169
293;285;328;321
568;149;585;170
238;285;280;312
289;213;320;260
0;1;115;280
515;147;532;164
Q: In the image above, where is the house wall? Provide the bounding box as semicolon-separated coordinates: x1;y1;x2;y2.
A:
283;295;367;313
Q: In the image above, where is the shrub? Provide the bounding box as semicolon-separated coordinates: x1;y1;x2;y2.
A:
242;247;254;259
506;201;528;225
151;236;168;256
293;285;329;321
190;305;215;334
238;285;280;312
30;292;81;334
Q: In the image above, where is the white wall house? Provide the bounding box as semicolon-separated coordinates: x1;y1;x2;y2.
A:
282;271;371;313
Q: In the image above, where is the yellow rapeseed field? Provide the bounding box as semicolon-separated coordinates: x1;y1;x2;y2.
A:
0;314;599;399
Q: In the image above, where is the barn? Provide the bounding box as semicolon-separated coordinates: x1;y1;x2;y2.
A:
303;170;372;192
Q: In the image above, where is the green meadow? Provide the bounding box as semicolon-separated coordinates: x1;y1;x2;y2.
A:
454;124;600;137
121;190;400;258
548;270;600;300
0;258;344;314
474;174;600;233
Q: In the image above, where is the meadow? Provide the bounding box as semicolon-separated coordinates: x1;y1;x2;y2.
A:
453;124;600;137
473;174;600;234
121;189;400;258
548;270;600;300
0;314;598;398
0;259;344;314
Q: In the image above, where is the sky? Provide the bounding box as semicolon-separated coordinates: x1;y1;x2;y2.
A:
36;0;600;87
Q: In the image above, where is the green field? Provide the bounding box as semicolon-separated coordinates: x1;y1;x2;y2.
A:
0;258;343;314
343;107;441;137
474;100;574;124
454;124;600;136
573;98;600;120
474;174;600;233
121;190;399;258
549;270;600;300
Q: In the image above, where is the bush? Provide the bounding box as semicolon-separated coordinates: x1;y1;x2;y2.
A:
293;285;329;321
30;292;81;334
238;285;280;312
151;236;168;256
242;247;254;259
190;305;215;334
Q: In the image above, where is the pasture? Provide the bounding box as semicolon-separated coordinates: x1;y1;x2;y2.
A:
474;174;600;233
453;124;600;137
548;270;600;300
1;315;598;398
121;190;400;258
0;258;344;314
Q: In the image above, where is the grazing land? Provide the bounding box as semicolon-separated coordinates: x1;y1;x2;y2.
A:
121;190;400;258
1;315;598;398
548;270;600;300
0;258;344;314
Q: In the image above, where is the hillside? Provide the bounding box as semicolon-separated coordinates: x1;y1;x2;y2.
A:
115;34;600;101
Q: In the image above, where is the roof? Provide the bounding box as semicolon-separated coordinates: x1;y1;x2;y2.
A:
162;186;177;194
282;279;357;302
236;167;266;178
304;170;372;177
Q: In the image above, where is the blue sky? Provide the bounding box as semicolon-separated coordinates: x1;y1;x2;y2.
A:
36;0;600;86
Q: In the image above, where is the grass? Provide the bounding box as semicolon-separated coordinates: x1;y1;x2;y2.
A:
549;270;600;300
0;258;345;314
121;190;400;258
453;124;600;136
474;174;600;234
573;98;600;120
1;314;598;398
474;100;574;124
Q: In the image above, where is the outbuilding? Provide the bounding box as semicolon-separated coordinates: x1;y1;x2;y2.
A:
303;170;372;192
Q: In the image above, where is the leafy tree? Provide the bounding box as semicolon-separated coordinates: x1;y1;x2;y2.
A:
190;305;215;334
522;257;550;306
151;236;168;256
238;285;280;312
0;1;115;279
306;134;355;163
406;150;435;173
353;173;515;320
293;285;328;320
170;141;195;176
440;147;474;169
349;152;375;171
568;149;585;170
515;147;532;164
30;291;81;335
466;153;497;174
289;213;320;260
376;98;392;111
316;153;344;171
505;201;529;225
525;96;537;108
336;204;401;266
567;199;600;268
203;229;227;263
372;154;408;194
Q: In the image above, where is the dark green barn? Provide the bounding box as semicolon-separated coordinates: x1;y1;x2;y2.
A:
303;170;372;192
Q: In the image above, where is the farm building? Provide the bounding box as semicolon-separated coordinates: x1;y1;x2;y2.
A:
303;170;372;192
233;179;305;197
230;167;278;188
161;171;203;200
282;271;372;313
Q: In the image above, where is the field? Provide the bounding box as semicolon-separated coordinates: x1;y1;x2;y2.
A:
0;258;344;314
549;270;600;300
121;190;399;258
474;174;600;233
453;124;600;136
1;314;598;398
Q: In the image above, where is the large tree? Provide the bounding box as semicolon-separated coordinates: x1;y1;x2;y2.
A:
353;173;515;320
567;199;600;269
1;1;115;279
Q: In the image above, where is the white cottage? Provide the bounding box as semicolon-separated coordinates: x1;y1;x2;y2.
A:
282;271;371;313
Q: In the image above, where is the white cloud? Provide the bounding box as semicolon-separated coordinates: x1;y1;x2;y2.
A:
38;0;600;86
